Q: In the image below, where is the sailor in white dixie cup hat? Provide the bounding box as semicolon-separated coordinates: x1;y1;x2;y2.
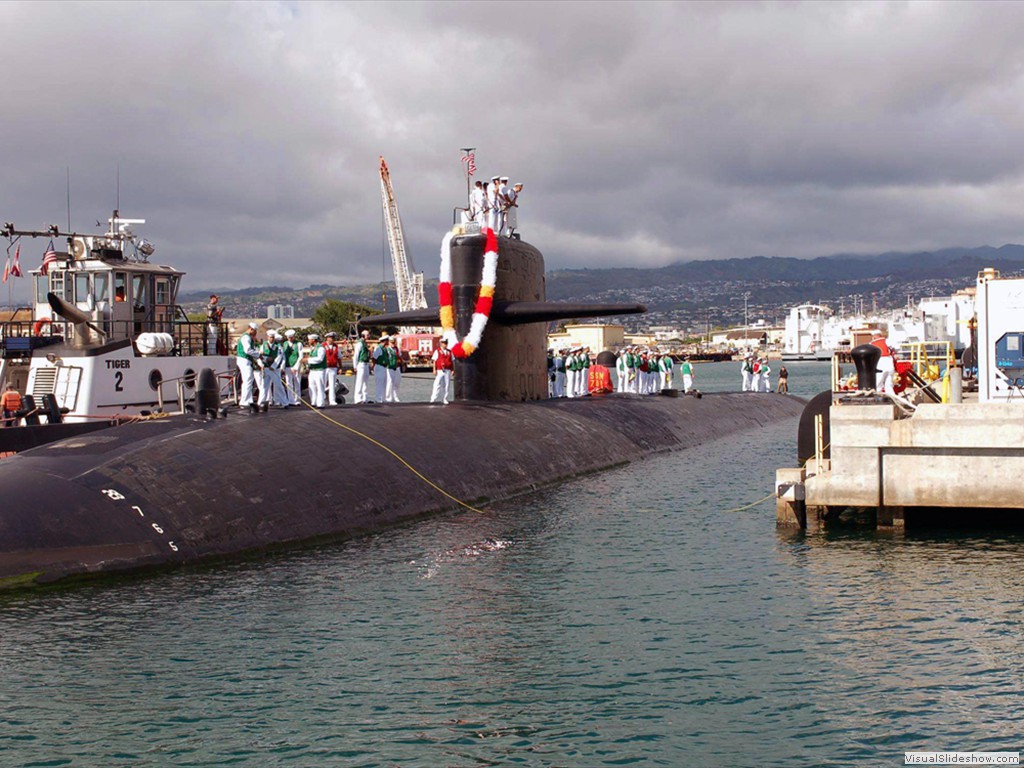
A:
372;333;390;404
306;333;326;408
352;329;371;404
283;328;302;406
236;322;261;411
258;330;283;411
487;176;500;232
497;176;511;235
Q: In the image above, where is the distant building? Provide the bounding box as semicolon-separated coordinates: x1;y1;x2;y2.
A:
548;323;626;352
267;304;295;319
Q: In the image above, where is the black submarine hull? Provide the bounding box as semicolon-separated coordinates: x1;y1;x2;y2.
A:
0;392;802;588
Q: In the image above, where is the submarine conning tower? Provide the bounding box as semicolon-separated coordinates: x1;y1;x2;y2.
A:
360;230;645;402
451;233;546;401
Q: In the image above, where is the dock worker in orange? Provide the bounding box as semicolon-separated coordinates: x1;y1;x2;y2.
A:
2;383;23;427
588;351;615;395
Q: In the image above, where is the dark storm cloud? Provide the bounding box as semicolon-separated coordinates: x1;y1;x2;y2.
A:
2;0;1024;302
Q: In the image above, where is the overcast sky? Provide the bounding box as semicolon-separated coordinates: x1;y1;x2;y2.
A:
3;0;1024;301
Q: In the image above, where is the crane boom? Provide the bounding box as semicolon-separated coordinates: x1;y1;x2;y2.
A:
379;156;427;314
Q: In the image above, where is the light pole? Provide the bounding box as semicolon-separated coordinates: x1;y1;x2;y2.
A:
743;292;750;353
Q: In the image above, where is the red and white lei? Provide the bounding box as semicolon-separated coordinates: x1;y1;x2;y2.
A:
438;227;498;359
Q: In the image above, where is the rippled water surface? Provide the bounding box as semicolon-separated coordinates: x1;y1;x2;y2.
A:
2;362;1023;766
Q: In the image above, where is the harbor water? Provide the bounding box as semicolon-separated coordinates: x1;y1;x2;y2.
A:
2;361;1023;766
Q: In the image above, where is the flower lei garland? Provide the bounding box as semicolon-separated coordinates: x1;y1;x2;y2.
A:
438;226;498;359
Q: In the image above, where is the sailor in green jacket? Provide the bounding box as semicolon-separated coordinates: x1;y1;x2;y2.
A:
258;330;284;410
306;333;327;408
236;322;261;411
659;351;674;391
680;356;694;393
372;334;390;404
283;329;302;405
353;329;371;404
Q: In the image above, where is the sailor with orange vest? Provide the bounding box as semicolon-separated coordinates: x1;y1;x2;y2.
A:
430;338;454;404
2;383;22;427
588;351;614;394
872;336;897;394
324;332;340;406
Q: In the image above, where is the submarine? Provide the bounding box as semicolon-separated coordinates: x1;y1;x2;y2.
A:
0;228;803;589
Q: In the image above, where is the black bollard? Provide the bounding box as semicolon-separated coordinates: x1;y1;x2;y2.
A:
851;344;881;391
196;368;221;418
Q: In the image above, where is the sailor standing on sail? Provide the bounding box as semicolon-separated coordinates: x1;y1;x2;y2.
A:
487;176;500;232
353;329;371;404
306;333;327;408
269;331;290;407
741;356;753;392
324;331;340;406
430;338;454;404
497;176;511;235
284;329;302;405
470;180;486;227
659;351;674;390
236;322;261;411
372;334;390;404
505;183;523;238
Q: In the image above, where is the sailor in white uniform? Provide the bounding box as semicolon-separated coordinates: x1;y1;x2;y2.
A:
284;329;303;405
387;338;402;402
487;176;500;232
616;349;628;392
430;338;454;404
759;358;772;392
741;356;753;392
236;322;260;410
497;176;511;235
372;334;390;403
258;330;283;411
505;183;522;238
353;329;371;404
553;349;567;398
469;180;486;227
306;333;327;408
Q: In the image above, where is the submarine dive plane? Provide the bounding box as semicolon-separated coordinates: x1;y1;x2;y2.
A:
0;225;802;589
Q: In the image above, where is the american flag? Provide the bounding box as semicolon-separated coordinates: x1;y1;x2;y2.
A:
41;240;58;276
461;151;476;177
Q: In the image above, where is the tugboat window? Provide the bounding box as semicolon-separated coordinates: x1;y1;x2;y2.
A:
155;279;170;305
34;275;48;304
149;369;163;391
50;272;64;299
94;273;109;304
114;273;127;302
75;274;90;303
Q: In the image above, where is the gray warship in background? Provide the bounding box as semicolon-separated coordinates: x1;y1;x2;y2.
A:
0;229;802;590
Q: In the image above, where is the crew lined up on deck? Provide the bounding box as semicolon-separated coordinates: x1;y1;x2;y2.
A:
547;347;696;397
469;176;524;237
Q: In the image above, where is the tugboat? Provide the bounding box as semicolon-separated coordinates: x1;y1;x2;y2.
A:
0;213;234;452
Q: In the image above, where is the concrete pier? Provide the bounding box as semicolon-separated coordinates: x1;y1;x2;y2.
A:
776;400;1024;530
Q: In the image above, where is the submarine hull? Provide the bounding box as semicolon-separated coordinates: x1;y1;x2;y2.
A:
0;393;803;587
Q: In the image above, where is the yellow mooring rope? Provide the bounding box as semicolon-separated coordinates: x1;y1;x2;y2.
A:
286;391;487;515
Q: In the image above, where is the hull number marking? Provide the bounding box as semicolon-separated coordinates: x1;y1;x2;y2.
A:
101;489;180;552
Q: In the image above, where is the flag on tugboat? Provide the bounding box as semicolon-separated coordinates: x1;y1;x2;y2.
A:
461;151;476;176
10;245;22;278
41;241;58;276
2;253;8;284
